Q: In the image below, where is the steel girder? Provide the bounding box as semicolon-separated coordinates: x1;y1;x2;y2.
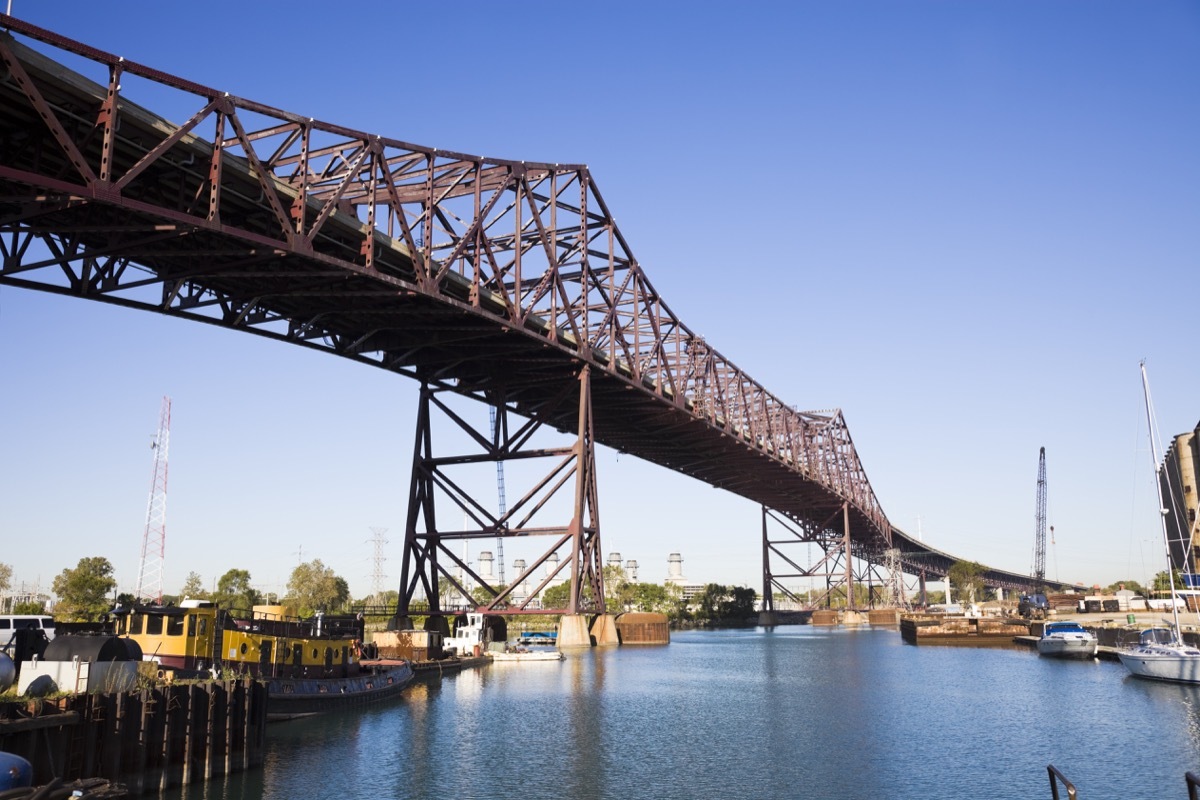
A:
0;16;896;561
0;19;1085;593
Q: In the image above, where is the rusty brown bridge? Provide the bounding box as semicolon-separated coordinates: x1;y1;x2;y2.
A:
0;17;1063;622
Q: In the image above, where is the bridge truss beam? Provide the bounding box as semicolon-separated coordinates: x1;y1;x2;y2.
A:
0;17;1080;595
396;368;604;622
0;16;896;565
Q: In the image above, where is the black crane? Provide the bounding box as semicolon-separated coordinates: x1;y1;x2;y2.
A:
1033;447;1047;591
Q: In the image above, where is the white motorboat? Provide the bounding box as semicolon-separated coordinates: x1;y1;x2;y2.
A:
1036;621;1098;659
490;649;564;663
1116;362;1200;684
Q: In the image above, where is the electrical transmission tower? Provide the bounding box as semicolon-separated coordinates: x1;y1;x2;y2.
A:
883;548;907;608
490;405;507;586
135;396;171;604
1032;446;1047;592
368;527;388;605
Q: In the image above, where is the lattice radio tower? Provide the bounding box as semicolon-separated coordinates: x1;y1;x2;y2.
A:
368;526;388;605
135;396;171;604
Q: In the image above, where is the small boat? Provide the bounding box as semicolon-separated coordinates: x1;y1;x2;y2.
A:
1036;621;1098;659
490;648;564;663
113;600;414;719
1116;362;1200;685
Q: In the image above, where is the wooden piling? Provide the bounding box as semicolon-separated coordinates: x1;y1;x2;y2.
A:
0;679;267;795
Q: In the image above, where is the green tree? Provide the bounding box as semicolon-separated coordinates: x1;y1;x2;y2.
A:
0;561;11;595
948;560;986;605
52;557;117;621
720;586;758;619
1153;570;1183;592
180;571;208;600
539;580;572;610
470;583;504;607
212;569;261;612
692;583;727;622
603;564;632;612
12;599;45;614
286;560;349;616
630;582;670;613
1106;580;1146;595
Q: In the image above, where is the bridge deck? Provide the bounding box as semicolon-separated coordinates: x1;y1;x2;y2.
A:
0;17;1051;590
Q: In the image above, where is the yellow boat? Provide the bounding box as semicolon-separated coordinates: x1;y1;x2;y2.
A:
113;600;413;720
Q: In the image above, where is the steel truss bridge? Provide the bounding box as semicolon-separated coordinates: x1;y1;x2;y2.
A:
0;17;1067;622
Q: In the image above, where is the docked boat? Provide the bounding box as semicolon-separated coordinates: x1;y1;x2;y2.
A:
112;600;414;719
490;649;564;663
1119;627;1200;684
1116;362;1200;685
1036;621;1098;659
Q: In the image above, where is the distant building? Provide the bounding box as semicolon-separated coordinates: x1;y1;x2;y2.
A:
664;552;703;600
1164;422;1200;583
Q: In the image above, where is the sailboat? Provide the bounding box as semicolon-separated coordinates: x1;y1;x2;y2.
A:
1116;361;1200;684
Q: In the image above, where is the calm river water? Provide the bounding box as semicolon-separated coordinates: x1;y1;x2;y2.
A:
167;626;1200;800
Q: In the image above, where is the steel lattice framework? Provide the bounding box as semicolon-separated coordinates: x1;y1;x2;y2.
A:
0;17;1064;604
135;396;170;605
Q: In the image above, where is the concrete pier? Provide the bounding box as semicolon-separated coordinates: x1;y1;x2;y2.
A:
557;615;593;648
590;614;620;646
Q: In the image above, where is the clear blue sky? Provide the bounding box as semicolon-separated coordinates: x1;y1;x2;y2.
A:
1;1;1197;602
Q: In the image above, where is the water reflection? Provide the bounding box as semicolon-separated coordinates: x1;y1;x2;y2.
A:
163;627;1200;800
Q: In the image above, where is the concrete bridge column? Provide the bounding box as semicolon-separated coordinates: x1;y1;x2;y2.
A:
590;614;619;646
558;615;592;647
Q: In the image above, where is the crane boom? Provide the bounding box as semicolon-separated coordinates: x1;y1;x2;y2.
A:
1033;447;1047;591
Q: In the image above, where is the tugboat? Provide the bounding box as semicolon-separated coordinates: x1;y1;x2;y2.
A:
112;600;413;720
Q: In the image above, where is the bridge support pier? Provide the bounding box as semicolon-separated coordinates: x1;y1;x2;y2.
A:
590;614;619;646
557;615;593;648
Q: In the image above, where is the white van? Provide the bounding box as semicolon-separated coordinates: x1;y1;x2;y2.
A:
0;615;56;648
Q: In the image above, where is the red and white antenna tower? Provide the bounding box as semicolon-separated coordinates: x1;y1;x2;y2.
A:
135;396;171;604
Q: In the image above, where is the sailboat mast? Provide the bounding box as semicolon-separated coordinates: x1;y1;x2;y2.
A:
1140;360;1184;638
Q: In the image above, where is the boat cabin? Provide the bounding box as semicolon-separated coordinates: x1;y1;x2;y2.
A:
112;600;366;679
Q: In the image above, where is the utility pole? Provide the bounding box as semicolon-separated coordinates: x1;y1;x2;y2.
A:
135;397;171;604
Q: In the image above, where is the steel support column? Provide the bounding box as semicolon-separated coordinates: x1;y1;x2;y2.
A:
761;504;856;610
396;368;604;623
